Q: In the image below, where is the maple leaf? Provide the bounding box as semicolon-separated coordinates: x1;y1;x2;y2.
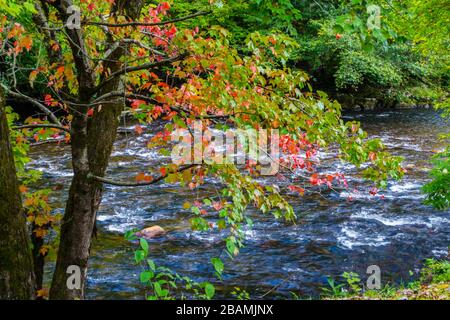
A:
134;124;144;135
309;173;319;186
369;187;378;196
135;172;146;181
288;185;305;196
20;36;32;51
161;2;170;10
131;99;146;109
135;173;153;183
212;201;224;210
34;228;47;238
39;246;49;256
56;65;65;76
44;94;53;106
36;289;49;298
183;202;191;209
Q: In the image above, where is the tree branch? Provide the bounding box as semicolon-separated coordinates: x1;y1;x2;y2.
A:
92;53;187;94
88;164;198;187
2;85;62;126
13;124;70;134
83;11;211;28
48;0;95;94
32;1;63;64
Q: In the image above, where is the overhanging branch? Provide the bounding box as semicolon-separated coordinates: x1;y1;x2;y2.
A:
13;124;70;133
2;85;62;126
88;164;198;187
83;11;211;28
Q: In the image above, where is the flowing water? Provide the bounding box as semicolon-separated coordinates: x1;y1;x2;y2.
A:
30;108;449;299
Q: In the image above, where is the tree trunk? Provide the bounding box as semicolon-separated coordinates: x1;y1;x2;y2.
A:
49;100;95;299
49;0;145;299
0;87;35;299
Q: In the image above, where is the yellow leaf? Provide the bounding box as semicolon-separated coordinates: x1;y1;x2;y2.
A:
183;202;191;209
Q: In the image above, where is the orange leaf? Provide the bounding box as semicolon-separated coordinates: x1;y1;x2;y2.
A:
36;288;49;298
134;124;143;135
39;246;49;256
135;172;146;182
20;36;33;51
143;175;153;182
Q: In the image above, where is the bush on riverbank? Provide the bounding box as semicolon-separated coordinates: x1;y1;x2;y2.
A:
321;258;450;300
173;0;448;109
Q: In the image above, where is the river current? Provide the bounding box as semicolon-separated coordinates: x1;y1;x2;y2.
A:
30;108;449;299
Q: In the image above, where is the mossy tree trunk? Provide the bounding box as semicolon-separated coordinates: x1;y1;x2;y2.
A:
0;87;35;299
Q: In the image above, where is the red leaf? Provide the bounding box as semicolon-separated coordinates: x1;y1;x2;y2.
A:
44;94;53;106
212;202;224;210
134;124;143;135
309;173;319;186
288;185;305;196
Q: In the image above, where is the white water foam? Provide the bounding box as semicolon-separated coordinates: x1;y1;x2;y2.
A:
337;223;389;249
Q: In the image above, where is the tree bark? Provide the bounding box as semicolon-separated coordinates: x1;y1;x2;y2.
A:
0;87;35;299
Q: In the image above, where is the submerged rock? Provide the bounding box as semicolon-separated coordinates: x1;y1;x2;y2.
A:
136;225;166;239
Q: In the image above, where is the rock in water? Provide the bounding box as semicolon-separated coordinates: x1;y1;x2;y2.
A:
136;226;166;239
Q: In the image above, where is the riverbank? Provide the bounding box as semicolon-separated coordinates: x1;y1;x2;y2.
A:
321;258;449;300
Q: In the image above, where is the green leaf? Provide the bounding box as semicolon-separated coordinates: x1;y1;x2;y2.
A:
140;238;149;254
226;238;236;256
140;271;154;283
154;282;163;296
147;259;156;271
134;249;145;263
124;229;138;241
204;282;215;299
211;257;224;276
23;2;37;14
